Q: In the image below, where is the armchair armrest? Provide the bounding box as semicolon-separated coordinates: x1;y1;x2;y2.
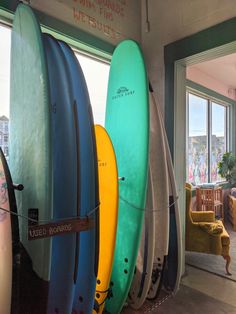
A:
191;211;215;222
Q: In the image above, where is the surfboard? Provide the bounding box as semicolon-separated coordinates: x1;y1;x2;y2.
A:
147;88;169;300
0;148;22;314
128;169;155;309
129;84;170;306
0;148;13;314
149;87;182;296
58;40;99;314
43;33;78;314
10;4;52;312
105;39;149;314
93;125;118;314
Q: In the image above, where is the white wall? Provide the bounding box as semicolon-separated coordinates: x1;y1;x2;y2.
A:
187;66;236;101
28;0;141;45
141;0;236;113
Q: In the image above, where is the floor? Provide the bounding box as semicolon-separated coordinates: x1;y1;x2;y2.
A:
121;217;236;314
185;222;236;282
122;265;236;313
185;222;236;281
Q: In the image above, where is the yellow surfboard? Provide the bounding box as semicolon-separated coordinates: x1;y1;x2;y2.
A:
93;125;118;314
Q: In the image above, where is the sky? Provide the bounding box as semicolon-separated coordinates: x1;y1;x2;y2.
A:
0;24;109;125
188;93;225;137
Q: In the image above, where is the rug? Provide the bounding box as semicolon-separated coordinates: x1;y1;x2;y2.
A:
185;222;236;282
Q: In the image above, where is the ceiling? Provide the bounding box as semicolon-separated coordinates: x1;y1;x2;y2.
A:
188;53;236;89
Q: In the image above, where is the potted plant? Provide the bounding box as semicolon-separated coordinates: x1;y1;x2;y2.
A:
218;151;236;186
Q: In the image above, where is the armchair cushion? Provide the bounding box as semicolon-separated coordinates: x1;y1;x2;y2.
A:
191;211;215;222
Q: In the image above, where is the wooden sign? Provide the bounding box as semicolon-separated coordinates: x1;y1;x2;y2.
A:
28;217;94;240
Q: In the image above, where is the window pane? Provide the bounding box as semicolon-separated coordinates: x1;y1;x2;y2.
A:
0;25;11;159
211;102;226;183
188;93;208;185
75;53;109;126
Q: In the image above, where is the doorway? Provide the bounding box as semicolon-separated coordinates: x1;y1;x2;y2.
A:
164;17;236;274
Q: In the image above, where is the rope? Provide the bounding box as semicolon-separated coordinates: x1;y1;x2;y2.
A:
0;203;99;224
86;204;100;217
118;195;179;213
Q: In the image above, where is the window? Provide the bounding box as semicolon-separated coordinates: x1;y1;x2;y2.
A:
75;52;109;126
187;90;229;185
0;24;11;157
0;22;109;159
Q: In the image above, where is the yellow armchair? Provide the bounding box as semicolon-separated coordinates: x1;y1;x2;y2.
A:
185;182;231;275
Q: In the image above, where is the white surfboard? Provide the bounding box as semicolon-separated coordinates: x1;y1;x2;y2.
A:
149;88;182;297
129;84;171;306
128;169;155;309
0;148;12;314
147;89;170;300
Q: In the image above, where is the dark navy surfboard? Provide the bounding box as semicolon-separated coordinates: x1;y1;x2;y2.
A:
59;41;99;314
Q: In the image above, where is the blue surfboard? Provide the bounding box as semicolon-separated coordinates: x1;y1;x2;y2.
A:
59;41;99;314
43;34;78;313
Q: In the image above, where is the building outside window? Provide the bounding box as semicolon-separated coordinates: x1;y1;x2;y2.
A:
0;116;9;158
187;90;229;186
4;121;8;132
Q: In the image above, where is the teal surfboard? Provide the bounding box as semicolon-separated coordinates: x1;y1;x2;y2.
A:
105;40;149;314
10;4;52;312
10;2;51;280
